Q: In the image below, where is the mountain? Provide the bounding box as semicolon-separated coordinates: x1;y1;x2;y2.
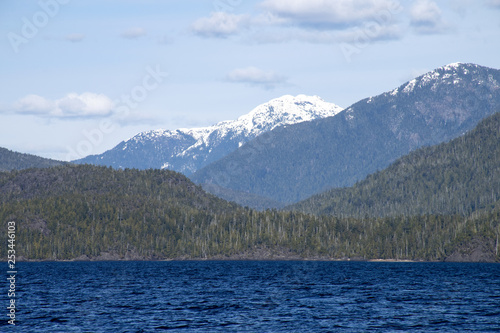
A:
289;111;500;217
192;63;500;205
0;147;65;171
0;164;236;260
201;182;286;210
2;164;498;262
74;95;343;175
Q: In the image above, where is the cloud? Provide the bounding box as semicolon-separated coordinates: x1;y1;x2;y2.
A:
410;0;448;34
335;23;403;43
250;19;403;45
13;93;115;118
226;67;287;89
260;0;403;29
14;95;55;115
191;12;251;38
121;27;147;39
487;0;500;8
249;0;404;45
190;0;404;44
65;33;85;42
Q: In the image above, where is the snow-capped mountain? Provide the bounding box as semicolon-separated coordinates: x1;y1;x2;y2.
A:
192;63;500;205
74;95;344;174
388;62;497;98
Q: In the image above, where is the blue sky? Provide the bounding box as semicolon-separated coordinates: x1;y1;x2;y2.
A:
1;0;500;161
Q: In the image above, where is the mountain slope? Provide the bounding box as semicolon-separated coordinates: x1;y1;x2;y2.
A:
201;183;285;210
74;95;343;175
0;147;66;171
289;111;500;217
0;164;238;260
192;63;500;205
1;164;497;262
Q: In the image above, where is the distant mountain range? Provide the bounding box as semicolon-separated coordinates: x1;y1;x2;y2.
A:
192;63;500;205
74;95;343;175
0;147;65;172
9;63;500;212
2;64;500;262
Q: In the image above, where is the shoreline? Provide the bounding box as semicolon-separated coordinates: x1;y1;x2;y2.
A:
8;257;496;263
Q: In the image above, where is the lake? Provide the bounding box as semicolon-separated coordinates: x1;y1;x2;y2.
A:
4;261;500;332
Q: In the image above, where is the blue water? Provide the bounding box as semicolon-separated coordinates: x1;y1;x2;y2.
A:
3;261;500;332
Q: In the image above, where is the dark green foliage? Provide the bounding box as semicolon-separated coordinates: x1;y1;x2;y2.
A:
0;165;237;260
0;147;65;171
290;111;500;218
0;164;498;262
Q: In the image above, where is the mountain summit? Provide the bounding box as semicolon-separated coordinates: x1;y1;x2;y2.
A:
192;63;500;205
74;95;343;174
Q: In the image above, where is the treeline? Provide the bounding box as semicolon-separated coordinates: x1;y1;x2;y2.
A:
1;165;498;261
290;111;500;218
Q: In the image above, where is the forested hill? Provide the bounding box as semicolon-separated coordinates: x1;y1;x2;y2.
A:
0;164;238;213
289;111;500;218
0;147;65;171
0;164;498;262
0;165;238;260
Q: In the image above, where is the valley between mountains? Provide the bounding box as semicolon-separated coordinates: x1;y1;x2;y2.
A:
1;63;499;262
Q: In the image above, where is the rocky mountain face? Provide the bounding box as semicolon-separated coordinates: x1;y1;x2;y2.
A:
192;63;500;205
74;95;343;175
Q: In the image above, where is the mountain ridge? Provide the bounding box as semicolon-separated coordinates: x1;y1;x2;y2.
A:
0;147;66;172
288;111;500;217
2;163;498;262
192;63;500;205
74;95;343;174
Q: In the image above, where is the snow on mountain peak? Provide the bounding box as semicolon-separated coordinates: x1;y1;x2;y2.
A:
175;95;343;158
122;95;344;173
235;94;343;135
394;63;480;96
443;62;464;71
127;95;343;146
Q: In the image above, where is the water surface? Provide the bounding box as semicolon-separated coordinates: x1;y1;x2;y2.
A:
4;261;500;332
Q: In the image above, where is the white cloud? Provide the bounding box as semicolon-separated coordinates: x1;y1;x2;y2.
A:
226;67;287;89
13;93;115;118
260;0;403;29
121;27;147;39
14;95;55;115
488;0;500;8
410;0;448;34
65;33;85;42
191;12;251;38
190;0;404;44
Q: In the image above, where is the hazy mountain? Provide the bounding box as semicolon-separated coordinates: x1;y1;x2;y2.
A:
201;183;285;211
289;111;500;217
192;63;500;205
0;147;65;171
74;95;343;175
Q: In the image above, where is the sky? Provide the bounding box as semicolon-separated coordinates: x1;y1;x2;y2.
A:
1;0;500;161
